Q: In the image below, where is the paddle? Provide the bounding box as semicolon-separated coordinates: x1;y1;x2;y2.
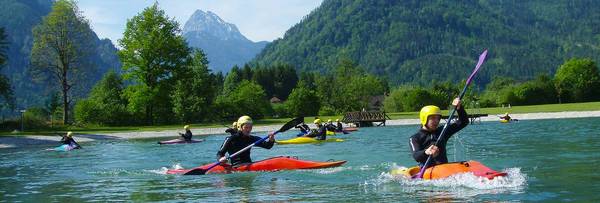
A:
414;50;488;179
183;117;304;175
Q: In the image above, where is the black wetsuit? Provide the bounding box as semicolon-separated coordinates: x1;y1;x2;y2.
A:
225;128;238;136
180;130;192;141
217;131;274;165
336;122;343;131
305;125;327;140
60;137;81;149
409;107;469;166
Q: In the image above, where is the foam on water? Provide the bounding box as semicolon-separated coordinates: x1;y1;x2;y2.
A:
362;165;527;195
147;163;184;175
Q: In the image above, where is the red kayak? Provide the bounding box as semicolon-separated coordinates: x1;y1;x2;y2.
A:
342;127;358;132
158;138;204;145
391;160;507;180
166;156;347;174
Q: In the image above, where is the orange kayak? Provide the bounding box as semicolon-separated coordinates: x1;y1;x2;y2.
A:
166;156;347;175
391;160;507;180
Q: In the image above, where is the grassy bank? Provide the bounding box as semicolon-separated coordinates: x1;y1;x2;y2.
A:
3;101;600;136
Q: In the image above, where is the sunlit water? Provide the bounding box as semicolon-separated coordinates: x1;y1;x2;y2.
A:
2;117;600;202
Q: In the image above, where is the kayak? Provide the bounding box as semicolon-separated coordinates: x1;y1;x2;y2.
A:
342;127;358;132
276;137;344;144
390;160;507;180
158;138;204;145
46;144;76;151
166;156;347;175
500;119;509;123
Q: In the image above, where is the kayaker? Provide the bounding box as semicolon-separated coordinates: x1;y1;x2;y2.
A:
325;119;337;131
217;116;275;166
178;125;193;141
60;131;81;149
304;119;327;140
409;98;469;167
500;112;511;121
335;119;343;132
225;122;238;135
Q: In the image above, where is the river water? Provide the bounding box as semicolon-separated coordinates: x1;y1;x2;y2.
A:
1;117;599;202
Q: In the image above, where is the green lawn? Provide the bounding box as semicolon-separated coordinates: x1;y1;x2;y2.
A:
3;101;600;136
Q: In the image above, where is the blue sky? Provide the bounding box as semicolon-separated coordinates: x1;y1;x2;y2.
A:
78;0;323;44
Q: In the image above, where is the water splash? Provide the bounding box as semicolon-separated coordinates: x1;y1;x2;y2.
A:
147;163;184;175
362;166;527;198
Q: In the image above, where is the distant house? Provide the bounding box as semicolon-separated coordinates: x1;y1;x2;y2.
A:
270;97;282;104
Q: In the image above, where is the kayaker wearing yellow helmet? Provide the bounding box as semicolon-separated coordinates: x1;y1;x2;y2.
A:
409;98;469;167
217;116;276;166
178;125;193;141
325;119;337;131
60;131;82;149
500;112;511;122
304;119;327;140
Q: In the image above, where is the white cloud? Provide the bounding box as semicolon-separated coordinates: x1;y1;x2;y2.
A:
77;0;323;43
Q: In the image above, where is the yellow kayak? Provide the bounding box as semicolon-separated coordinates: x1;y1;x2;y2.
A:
500;119;509;123
276;137;344;144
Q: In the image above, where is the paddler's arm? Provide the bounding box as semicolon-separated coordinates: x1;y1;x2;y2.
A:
254;133;275;149
216;136;232;161
409;137;428;163
444;98;469;139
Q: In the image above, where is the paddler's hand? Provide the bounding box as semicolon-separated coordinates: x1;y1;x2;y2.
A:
425;145;439;157
218;156;228;164
452;97;461;109
268;132;276;142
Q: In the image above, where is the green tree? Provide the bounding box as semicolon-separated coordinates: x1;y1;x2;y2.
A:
30;0;94;124
217;80;271;119
0;27;13;109
554;58;600;103
222;66;242;96
118;2;190;124
383;85;445;112
171;49;217;122
74;71;129;125
513;74;557;105
285;84;320;117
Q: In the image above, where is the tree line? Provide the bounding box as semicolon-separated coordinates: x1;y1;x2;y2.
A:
1;1;599;130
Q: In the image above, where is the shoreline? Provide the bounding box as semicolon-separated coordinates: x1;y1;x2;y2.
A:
2;110;600;149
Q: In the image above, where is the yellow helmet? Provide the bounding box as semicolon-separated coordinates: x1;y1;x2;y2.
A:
419;105;441;126
232;122;238;129
66;131;73;137
184;125;190;130
314;119;322;124
504;112;509;116
327;119;332;123
237;116;252;128
336;119;340;122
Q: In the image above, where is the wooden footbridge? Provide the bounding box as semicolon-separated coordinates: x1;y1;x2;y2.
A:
341;111;390;127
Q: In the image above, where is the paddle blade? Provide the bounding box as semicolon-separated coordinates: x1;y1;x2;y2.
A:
183;168;208;175
277;117;304;133
465;49;488;85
